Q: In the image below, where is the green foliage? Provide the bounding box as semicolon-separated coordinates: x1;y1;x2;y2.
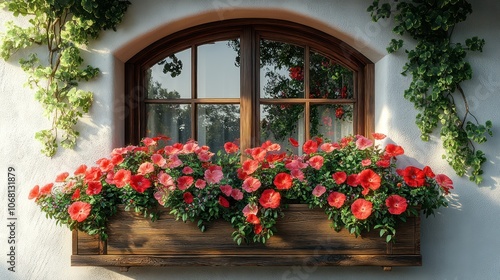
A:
0;0;130;156
368;0;491;184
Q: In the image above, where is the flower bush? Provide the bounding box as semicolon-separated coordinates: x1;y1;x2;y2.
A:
29;133;452;244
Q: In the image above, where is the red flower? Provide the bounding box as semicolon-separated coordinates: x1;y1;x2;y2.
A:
335;107;344;119
68;201;91;222
289;137;299;147
177;176;194;190
242;176;261;193
361;159;372;167
332;171;347;184
371;132;386;140
302;140;318;154
28;185;40;200
74;164;87;176
346;174;359;187
384;144;404;158
158;172;174;188
340;85;348;98
71;188;81;200
327;192;346;208
130;175;152;193
401;166;426;187
250;147;267;162
246;214;260;225
312;185;326;197
308;155;324;170
231;189;243;200
224;142;239;154
320;143;336;153
111;154;124;166
376;159;390;168
357;169;381;194
274;172;293;190
195;179;206;189
183;192;194;204
385;195;408;215
351;198;373;220
182;166;193;174
242;159;259;175
435;174;454;194
84;167;102;183
113;169;131;188
289;66;304;81
142;137;157;147
218;196;230;208
86;181;102;195
259;189;281;209
55;172;69;182
423;166;435;178
40;183;53;195
254;224;263;234
96;158;114;172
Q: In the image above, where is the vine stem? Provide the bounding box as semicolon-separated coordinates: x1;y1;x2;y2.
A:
456;83;479;126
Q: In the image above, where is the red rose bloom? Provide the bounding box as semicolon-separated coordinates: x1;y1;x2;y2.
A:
274;172;293;190
327;192;346;208
259;189;281;209
385;195;408;215
68;201;91;222
130;175;152;193
183;192;194;204
351;198;373;220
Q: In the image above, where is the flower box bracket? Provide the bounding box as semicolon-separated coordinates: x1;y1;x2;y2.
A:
71;205;421;270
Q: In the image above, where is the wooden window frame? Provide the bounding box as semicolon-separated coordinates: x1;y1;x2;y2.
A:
125;19;374;149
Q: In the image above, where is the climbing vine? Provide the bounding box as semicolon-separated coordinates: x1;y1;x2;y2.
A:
0;0;130;156
368;0;492;184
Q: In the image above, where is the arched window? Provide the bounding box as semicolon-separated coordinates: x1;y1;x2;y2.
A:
125;19;373;152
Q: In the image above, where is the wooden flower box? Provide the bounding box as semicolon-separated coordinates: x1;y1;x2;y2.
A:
71;205;421;270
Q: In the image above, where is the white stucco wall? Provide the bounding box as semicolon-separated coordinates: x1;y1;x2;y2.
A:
1;0;499;279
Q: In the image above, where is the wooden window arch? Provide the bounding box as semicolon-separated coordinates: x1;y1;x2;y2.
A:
125;19;374;151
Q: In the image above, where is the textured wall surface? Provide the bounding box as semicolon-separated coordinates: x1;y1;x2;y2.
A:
1;1;499;279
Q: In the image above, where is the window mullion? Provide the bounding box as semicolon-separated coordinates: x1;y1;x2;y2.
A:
192;45;197;139
240;27;254;151
304;46;310;142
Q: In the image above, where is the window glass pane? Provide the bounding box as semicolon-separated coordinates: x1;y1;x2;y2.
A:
197;104;240;153
197;40;240;98
260;104;304;154
147;49;191;99
310;104;353;142
310;51;354;99
260;40;305;99
146;104;192;143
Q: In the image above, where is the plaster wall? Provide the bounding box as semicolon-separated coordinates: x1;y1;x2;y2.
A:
0;1;499;279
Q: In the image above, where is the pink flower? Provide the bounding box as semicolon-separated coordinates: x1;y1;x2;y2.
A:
242;203;259;217
308;155;324;170
355;136;373;150
97;158;114;172
195;179;206;189
183;141;198;154
259;189;281;209
312;185;326;197
151;154;166;167
291;169;305;181
231;189;243;200
361;159;372;167
205;166;223;184
320;143;336;153
113;169;131;188
285;159;308;170
182;166;194;174
302;140;318;154
376;159;390;168
224;142;239;153
167;155;182;168
142;137;157;147
242;177;261;193
220;184;233;196
158;172;174;188
138;162;155;175
371;132;386;140
197;151;214;162
177;176;194;190
86;181;102;195
242;159;259;175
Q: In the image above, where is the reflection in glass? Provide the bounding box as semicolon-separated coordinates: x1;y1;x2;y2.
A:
197;104;240;153
147;49;191;99
310;51;354;99
260;104;304;154
311;104;353;142
146;104;192;144
198;40;240;98
260;40;305;99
